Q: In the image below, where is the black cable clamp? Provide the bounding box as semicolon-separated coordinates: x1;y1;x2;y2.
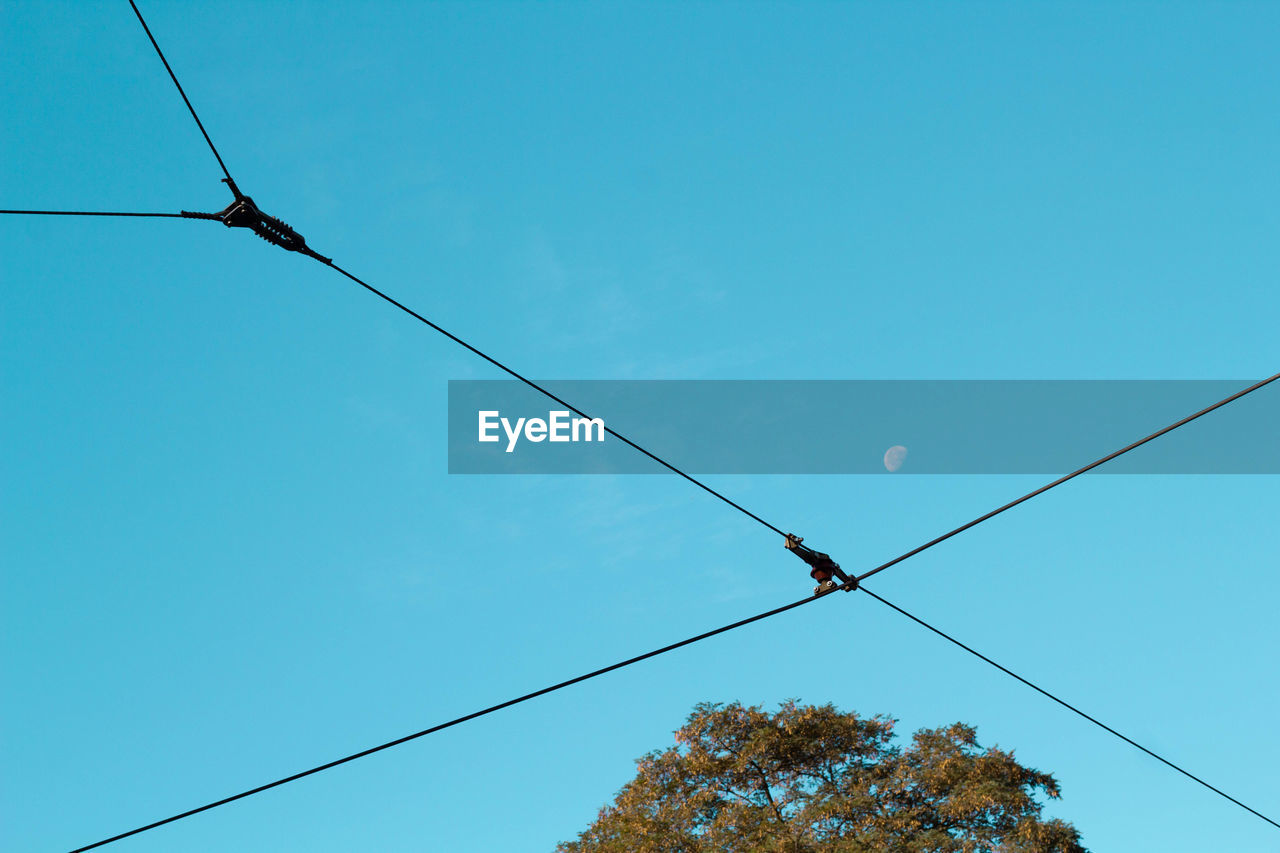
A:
785;534;855;594
183;178;330;263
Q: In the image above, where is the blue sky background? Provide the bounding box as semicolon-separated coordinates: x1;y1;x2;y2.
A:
2;1;1277;850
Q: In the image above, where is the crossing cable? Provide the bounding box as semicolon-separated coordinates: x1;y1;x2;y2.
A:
859;587;1280;830
128;0;234;183
67;569;1280;852
90;0;1280;550
66;591;825;852
63;374;1280;850
314;257;786;536
115;0;1279;545
0;209;188;218
36;198;1276;848
114;0;781;533
41;4;1275;845
307;252;1280;549
854;372;1280;584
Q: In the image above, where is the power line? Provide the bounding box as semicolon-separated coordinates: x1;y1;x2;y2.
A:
859;587;1280;830
68;549;1280;851
314;257;786;537
66;591;825;852
0;209;188;217
305;248;1280;828
37;219;1272;843
106;0;1280;553
311;254;1279;549
38;4;1276;844
119;0;784;536
62;363;1280;849
127;0;234;183
856;373;1280;583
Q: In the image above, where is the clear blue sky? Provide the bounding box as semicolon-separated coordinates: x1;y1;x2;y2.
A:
2;2;1277;850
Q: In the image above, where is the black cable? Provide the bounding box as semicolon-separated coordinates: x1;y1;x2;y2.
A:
8;4;1267;845
0;209;188;217
313;253;1280;550
70;570;1280;850
314;257;786;537
49;16;1280;831
858;586;1280;830
311;256;1278;575
127;0;234;183
61;344;1279;847
856;373;1280;583
66;591;825;852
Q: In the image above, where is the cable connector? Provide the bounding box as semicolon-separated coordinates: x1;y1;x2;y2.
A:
785;534;855;594
183;178;331;263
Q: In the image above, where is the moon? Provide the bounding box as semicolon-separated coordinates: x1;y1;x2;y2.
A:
883;445;908;473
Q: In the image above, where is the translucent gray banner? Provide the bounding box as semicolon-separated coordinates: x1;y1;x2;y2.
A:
447;380;1278;474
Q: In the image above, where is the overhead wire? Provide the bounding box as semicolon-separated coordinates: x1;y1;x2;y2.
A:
316;258;786;536
62;375;1280;849
26;0;1274;551
12;5;785;538
0;209;188;217
859;587;1280;830
68;547;1280;851
127;0;234;183
32;2;1280;848
66;591;825;852
854;372;1280;583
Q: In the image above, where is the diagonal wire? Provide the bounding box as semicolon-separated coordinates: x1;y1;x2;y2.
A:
67;569;1280;850
310;253;1278;548
859;586;1280;829
856;372;1280;583
127;0;234;183
48;12;1280;833
61;347;1280;848
66;591;824;852
1;209;188;218
313;257;786;536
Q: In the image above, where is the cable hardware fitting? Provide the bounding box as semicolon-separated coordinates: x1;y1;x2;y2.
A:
784;534;855;594
182;178;330;263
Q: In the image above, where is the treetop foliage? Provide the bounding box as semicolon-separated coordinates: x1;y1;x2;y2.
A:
558;700;1086;853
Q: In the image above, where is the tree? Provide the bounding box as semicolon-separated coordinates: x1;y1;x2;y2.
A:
558;701;1086;853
